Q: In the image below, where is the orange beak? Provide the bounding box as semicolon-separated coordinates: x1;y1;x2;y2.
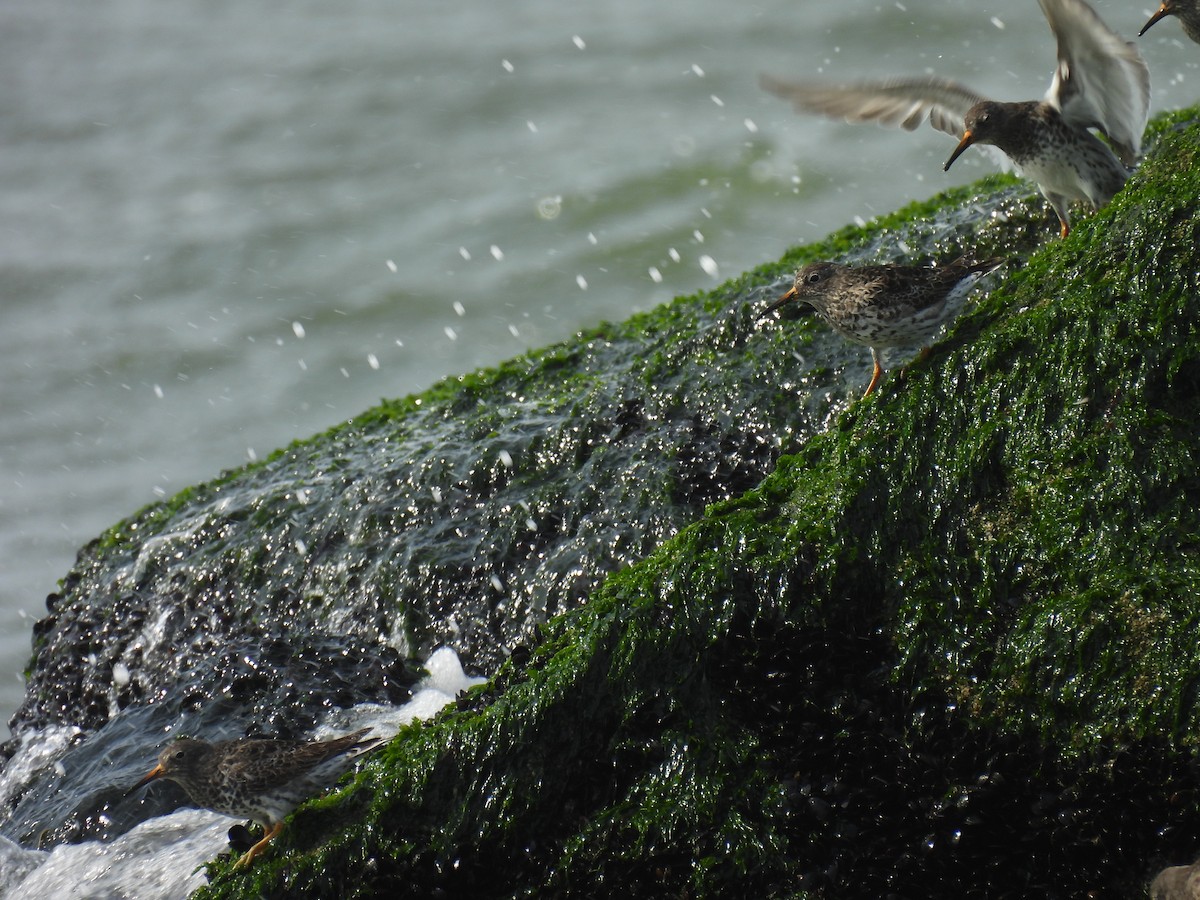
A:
1139;3;1173;36
758;285;798;320
944;130;975;171
125;763;166;798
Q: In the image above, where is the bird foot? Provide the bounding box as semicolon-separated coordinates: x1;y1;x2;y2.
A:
232;821;285;870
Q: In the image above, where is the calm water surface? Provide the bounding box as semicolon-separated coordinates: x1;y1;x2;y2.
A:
0;0;1194;728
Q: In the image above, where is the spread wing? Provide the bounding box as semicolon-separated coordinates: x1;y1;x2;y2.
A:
1039;0;1150;164
759;75;988;140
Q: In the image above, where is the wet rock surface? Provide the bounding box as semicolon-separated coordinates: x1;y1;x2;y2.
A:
8;106;1199;898
4;152;1031;850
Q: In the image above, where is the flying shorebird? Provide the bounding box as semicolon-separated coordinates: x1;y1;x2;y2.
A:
760;0;1150;239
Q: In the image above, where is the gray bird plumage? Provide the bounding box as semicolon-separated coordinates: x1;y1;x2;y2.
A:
760;0;1150;238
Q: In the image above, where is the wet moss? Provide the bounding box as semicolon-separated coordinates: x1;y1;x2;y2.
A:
182;111;1200;898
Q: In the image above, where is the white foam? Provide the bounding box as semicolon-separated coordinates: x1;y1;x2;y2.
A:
2;810;231;899
0;725;81;814
314;646;487;740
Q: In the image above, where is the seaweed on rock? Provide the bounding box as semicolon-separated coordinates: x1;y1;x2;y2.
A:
180;111;1200;898
16;108;1200;897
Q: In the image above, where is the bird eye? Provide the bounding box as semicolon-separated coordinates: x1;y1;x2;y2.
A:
172;749;186;761
806;271;823;284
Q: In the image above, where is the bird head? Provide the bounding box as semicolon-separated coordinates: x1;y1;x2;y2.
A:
944;101;1007;171
126;738;209;797
759;263;836;319
1139;2;1176;36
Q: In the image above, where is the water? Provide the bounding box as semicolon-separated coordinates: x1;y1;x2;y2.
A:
0;0;1195;736
0;647;485;898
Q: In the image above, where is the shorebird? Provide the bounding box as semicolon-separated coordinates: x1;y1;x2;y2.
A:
759;257;1005;398
1140;0;1200;44
760;0;1150;238
127;728;381;869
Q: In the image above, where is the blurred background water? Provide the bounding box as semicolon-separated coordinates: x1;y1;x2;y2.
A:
0;0;1194;732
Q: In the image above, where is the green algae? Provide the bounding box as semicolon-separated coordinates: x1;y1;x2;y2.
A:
183;110;1200;898
84;174;1035;564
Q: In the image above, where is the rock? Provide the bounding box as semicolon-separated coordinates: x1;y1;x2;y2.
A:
9;108;1200;897
1152;864;1200;900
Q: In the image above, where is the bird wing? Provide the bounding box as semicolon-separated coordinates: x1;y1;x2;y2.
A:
222;739;318;792
1039;0;1150;164
759;75;988;139
222;730;373;792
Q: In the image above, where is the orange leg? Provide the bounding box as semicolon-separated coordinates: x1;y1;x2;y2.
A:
1059;219;1070;239
862;348;884;398
233;820;286;870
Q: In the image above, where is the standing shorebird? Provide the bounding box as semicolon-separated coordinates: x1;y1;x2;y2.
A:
1140;0;1200;43
127;727;381;869
759;258;1005;398
760;0;1150;239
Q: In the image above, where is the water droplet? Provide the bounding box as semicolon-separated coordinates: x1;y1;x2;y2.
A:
672;134;696;157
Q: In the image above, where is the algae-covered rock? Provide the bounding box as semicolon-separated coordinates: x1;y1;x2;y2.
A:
14;109;1200;896
177;110;1200;897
